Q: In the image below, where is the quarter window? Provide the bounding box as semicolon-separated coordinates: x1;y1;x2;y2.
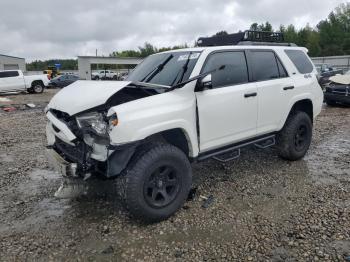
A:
201;51;249;88
277;57;288;77
250;51;280;81
285;50;313;74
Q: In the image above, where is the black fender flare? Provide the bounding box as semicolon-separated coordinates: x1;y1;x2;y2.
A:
106;142;139;177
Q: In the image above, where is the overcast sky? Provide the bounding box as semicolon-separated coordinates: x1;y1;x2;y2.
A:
0;0;345;61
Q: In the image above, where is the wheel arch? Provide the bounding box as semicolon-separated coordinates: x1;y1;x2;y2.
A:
145;128;194;158
107;128;195;178
31;79;44;87
282;99;314;129
290;99;313;122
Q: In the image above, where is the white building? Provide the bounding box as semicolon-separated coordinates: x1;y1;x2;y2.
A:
78;56;143;80
0;54;26;72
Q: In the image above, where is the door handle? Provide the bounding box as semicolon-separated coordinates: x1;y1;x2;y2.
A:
244;92;257;98
283;86;294;90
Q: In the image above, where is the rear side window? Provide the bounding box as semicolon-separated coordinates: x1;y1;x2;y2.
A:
0;71;19;78
285;50;314;74
202;51;249;88
250;51;280;81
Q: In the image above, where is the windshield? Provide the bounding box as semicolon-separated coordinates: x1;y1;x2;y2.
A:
127;51;201;86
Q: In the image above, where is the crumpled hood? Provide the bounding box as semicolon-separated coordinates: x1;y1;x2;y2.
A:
329;74;350;85
47;80;131;115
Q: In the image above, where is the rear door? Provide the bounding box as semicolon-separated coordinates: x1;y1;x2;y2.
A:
247;50;294;135
196;50;258;152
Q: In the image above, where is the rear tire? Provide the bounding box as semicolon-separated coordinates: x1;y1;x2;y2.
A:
32;82;44;94
121;143;192;223
276;111;313;161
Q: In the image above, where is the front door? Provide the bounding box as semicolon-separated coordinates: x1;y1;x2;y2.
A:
195;51;258;152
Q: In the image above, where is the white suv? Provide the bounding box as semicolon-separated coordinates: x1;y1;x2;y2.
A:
45;31;323;222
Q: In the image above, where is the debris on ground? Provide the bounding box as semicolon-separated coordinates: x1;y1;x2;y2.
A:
201;195;214;208
101;245;114;254
2;106;16;112
25;103;36;108
187;187;198;201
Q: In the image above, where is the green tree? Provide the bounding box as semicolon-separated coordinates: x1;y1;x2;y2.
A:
250;23;259;31
250;22;273;31
214;31;228;36
138;42;157;57
284;24;299;44
318;3;350;55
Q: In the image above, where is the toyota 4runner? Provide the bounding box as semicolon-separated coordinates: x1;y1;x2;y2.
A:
45;31;323;222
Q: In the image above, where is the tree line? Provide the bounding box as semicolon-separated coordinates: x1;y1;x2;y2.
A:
26;3;349;70
26;59;78;71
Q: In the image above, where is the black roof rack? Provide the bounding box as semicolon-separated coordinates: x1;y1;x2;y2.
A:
197;30;297;47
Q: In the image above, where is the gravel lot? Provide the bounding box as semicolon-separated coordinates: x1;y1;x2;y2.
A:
0;90;349;261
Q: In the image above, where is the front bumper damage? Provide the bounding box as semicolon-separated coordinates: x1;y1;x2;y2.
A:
46;110;138;180
46;147;79;177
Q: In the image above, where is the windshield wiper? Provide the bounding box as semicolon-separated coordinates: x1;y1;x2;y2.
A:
170;52;192;86
131;81;171;89
167;65;226;91
140;54;174;83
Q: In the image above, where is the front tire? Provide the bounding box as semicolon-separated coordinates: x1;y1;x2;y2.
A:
276;111;313;161
123;143;192;223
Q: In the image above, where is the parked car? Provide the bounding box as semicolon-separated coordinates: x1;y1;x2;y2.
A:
315;63;343;87
119;72;129;81
324;74;350;106
0;70;49;94
48;74;79;88
91;70;118;80
45;30;323;222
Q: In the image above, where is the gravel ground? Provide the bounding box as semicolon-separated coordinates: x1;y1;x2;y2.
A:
0;90;349;261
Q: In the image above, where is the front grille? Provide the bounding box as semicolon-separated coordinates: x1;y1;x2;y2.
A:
54;137;91;164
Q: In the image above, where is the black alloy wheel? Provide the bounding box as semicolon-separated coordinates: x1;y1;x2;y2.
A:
143;165;180;208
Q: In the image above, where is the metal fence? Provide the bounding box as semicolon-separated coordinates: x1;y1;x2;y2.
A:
311;55;350;72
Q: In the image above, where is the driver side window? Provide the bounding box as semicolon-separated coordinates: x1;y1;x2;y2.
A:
202;51;249;89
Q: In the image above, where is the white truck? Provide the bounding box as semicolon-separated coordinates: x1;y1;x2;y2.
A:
91;70;119;80
0;70;49;93
45;31;323;222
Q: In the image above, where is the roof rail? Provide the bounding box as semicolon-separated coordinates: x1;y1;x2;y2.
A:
197;30;297;47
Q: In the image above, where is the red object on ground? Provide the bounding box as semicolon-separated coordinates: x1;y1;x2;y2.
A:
3;107;16;112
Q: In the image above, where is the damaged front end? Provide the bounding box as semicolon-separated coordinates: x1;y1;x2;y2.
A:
46;110;140;179
45;82;157;181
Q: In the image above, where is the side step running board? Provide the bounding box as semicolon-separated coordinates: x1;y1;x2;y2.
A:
254;136;275;149
198;134;276;163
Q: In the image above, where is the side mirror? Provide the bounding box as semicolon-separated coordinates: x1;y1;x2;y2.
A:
198;74;212;91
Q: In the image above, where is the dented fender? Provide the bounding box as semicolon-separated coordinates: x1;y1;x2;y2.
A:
107;88;199;157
